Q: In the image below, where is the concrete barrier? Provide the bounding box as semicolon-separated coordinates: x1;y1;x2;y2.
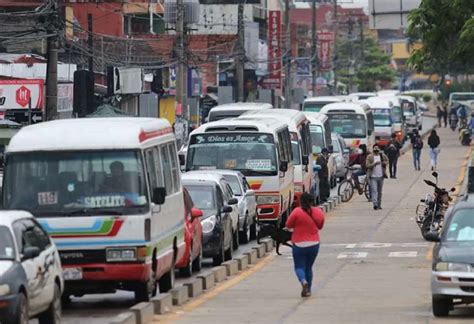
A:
235;254;249;271
222;260;239;276
244;249;258;264
130;302;154;324
197;271;215;290
151;293;172;315
253;244;266;258
323;202;331;212
170;285;189;306
108;312;136;324
213;266;227;283
263;239;274;252
183;279;203;298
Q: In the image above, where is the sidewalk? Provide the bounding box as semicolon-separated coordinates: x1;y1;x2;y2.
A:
156;125;470;324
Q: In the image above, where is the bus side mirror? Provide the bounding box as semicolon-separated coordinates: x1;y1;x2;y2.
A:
328;145;334;154
178;154;185;166
152;187;166;205
368;130;373;136
302;155;309;166
279;161;288;172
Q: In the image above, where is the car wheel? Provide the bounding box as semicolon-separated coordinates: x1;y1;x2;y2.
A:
158;263;175;293
38;283;61;324
135;266;158;302
12;292;28;324
179;249;193;278
432;296;451;317
213;236;225;266
192;246;202;272
225;230;233;261
239;216;251;244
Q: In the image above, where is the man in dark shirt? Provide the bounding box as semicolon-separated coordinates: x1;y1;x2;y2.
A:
316;148;330;203
350;144;369;194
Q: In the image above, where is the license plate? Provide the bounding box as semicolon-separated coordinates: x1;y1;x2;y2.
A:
63;268;82;281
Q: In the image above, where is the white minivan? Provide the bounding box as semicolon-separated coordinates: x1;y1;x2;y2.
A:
207;103;273;122
3;118;186;302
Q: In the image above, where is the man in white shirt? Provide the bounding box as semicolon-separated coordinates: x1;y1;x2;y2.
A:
366;145;388;210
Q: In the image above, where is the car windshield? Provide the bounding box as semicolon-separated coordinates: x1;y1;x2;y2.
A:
0;226;15;260
223;175;242;196
445;209;474;242
3;151;148;217
185;185;216;211
328;113;367;138
452;94;474;101
373;109;392;126
187;133;278;176
310;125;325;150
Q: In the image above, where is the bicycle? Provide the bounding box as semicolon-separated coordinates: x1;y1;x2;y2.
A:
338;166;370;203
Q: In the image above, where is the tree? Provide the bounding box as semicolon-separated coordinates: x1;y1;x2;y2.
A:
407;0;474;76
336;37;396;92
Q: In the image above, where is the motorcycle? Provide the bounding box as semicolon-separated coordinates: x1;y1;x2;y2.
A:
459;127;472;146
416;172;455;241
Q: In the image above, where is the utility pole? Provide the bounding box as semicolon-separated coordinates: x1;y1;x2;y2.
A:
88;14;93;73
176;0;188;124
45;0;58;121
236;3;245;102
311;0;318;96
284;0;291;108
359;17;364;65
332;0;339;95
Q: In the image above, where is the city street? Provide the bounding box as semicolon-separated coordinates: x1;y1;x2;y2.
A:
152;124;472;323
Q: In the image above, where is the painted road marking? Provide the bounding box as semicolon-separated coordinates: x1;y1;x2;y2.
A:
388;251;418;258
323;242;429;249
337;252;368;259
361;243;393;248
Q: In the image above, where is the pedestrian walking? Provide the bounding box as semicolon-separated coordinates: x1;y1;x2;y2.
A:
410;130;423;171
316;148;330;203
428;129;441;171
286;192;325;298
436;106;443;127
442;104;448;127
366;145;388;210
384;133;402;178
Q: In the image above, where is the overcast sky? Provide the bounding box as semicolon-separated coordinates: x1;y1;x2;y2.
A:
341;0;369;10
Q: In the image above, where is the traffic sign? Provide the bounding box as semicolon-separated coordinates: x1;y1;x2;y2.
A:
5;109;43;125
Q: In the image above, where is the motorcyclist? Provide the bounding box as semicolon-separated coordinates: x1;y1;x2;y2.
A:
457;104;468;129
349;144;369;194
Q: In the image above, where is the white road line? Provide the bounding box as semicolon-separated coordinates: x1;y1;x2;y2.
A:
337;252;368;259
361;243;392;248
388;251;418;258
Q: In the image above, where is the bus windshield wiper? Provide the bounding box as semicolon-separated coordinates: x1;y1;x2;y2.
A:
64;208;124;216
240;169;274;176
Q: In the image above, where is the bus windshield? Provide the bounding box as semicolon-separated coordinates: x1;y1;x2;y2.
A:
373;109;392;127
451;93;474;102
186;133;278;176
327;114;367;138
309;125;325;149
303;102;328;112
3;151;148;217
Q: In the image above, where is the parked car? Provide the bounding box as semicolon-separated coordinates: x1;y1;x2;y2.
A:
0;211;63;324
176;188;203;277
331;133;350;181
182;174;238;266
196;170;257;243
429;201;474;317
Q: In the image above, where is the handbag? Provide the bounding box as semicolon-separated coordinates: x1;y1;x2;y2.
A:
303;207;320;230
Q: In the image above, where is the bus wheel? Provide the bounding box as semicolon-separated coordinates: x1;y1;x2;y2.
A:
135;271;157;302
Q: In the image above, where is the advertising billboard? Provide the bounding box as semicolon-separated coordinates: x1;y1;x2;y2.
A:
0;79;44;110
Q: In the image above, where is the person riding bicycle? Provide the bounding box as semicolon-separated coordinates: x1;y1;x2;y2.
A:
349;144;369;194
457;104;468;129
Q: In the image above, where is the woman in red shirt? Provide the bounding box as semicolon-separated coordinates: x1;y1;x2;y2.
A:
286;192;325;297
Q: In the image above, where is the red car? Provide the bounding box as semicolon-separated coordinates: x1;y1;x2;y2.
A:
176;187;203;277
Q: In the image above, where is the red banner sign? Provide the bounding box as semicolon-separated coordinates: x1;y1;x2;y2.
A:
266;10;282;89
318;31;334;72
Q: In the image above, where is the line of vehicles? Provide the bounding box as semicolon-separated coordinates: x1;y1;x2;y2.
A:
0;90;429;323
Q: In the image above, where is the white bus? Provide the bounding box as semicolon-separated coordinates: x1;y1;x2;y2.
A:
320;102;375;150
303;96;344;113
363;97;402;147
2;118;185;302
240;109;312;207
207;102;273;122
186;118;294;224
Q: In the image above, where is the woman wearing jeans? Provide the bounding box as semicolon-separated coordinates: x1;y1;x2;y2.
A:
428;129;441;171
286;193;325;297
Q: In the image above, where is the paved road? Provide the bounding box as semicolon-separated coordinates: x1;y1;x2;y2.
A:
51;116;438;323
153;123;472;323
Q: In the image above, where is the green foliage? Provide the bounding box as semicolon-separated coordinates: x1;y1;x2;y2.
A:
336;37;396;92
408;0;474;75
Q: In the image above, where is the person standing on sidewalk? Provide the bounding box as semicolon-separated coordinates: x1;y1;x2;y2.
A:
442;104;449;127
436;106;443;127
286;192;325;298
316;148;330;203
366;145;388;210
384;133;402;179
428;129;441;171
410;130;423;171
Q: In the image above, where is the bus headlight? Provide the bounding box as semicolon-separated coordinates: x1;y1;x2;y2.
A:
257;195;280;205
435;262;471;272
106;248;137;262
201;215;217;233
